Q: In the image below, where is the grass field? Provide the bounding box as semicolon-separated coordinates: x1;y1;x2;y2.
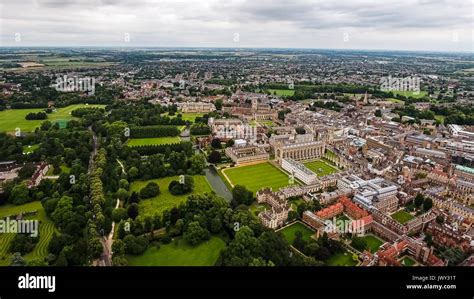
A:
0;104;106;133
326;250;359;266
0;201;56;266
391;90;428;99
391;210;415;224
386;98;405;104
268;89;295;96
179;112;205;122
126;236;226;266
127;137;181;147
360;234;385;253
23;144;39;154
304;160;338;177
435;115;445;124
400;256;416;266
222;162;292;194
279;222;315;244
130;175;213;219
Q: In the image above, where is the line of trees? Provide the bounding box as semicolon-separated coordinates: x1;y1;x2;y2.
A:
130;125;180;138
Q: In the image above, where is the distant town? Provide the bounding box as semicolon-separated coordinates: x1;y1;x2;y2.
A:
0;47;473;267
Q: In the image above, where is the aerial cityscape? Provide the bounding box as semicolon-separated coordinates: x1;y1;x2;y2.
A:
0;0;473;278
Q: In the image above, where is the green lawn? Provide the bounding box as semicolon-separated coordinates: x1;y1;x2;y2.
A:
400;256;416;266
180;112;205;122
279;222;315;244
337;214;350;222
326;250;359;266
0;201;56;266
127;137;181;147
222;162;293;194
23;144;39;154
0;104;106;133
268;89;295;96
391;210;415;224
360;234;385;253
304;160;338;177
130;175;212;219
126;236;226;266
249;202;271;217
387;98;405;104
391;90;428;99
163;112;206;122
435;115;445;124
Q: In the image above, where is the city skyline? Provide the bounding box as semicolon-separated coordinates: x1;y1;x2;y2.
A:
0;0;473;52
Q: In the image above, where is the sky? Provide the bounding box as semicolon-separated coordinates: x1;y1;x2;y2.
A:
0;0;473;52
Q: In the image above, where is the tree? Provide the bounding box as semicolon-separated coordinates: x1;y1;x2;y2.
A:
88;237;103;259
169;175;194;195
293;231;307;251
116;188;129;201
139;182;160;199
351;237;367;252
112;208;128;222
123;235;149;255
436;215;445;224
128;167;139;179
208;150;221;164
18;164;36;180
10;183;31;205
295;127;306;134
127;203;139;220
375;109;382;117
423;197;433;211
215;99;223;110
184;221;210;246
232;185;254;206
51;196;74;229
414;193;424;208
188;154;206;175
211;138;222;149
226;139;235;147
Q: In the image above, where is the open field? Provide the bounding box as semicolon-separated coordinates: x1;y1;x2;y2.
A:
130;175;212;219
391;210;415;224
23;144;39;154
268;89;295;96
0;201;56;265
127;137;181;147
391;90;428;99
325;250;359;266
180;112;205;122
360;234;385;253
387;98;405;104
400;256;417;266
279;222;315;244
304;160;338;177
222;162;292;194
126;236;226;266
0;104;106;133
163;112;205;122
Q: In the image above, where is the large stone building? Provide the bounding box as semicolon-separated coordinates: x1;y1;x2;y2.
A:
274;141;325;162
256;188;290;229
225;145;269;165
181;101;215;113
338;175;399;212
281;158;318;185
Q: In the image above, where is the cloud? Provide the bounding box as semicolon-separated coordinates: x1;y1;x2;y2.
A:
0;0;472;51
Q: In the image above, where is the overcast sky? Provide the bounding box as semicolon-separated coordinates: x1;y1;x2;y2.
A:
0;0;473;52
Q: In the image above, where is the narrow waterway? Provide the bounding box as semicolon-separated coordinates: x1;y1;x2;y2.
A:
204;166;232;202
